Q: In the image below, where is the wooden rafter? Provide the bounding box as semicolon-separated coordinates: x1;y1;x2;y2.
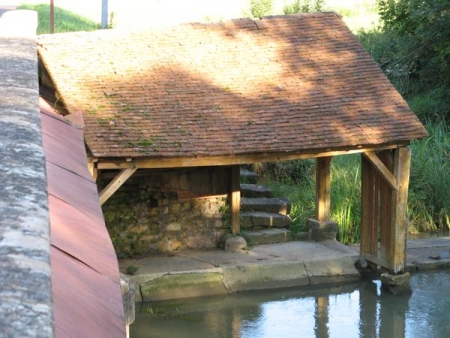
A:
99;167;137;205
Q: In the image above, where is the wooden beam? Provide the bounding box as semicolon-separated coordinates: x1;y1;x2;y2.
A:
363;151;397;190
99;167;137;205
96;144;404;170
87;158;98;181
389;147;411;273
230;165;241;235
316;157;331;221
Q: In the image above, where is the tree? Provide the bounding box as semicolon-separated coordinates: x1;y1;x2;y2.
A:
378;0;450;90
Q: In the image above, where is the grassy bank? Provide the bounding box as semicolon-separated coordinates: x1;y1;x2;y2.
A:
18;4;99;34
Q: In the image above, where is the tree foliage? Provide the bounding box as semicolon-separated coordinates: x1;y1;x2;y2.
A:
249;0;274;18
283;0;325;14
378;0;450;90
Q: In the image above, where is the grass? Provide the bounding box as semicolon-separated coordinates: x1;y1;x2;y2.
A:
262;156;362;244
18;4;99;34
409;122;450;232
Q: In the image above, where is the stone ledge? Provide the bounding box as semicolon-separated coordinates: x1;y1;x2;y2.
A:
132;257;360;302
0;9;53;337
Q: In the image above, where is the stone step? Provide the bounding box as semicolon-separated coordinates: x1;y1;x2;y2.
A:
241;211;292;229
240;183;273;198
240;168;258;184
241;197;291;215
243;229;294;246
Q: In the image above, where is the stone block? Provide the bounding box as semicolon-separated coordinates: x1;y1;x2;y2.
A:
223;261;309;292
307;219;338;241
381;272;412;295
305;257;360;285
224;236;247;252
140;272;228;301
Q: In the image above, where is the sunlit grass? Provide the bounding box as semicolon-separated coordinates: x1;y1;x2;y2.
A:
18;4;99;34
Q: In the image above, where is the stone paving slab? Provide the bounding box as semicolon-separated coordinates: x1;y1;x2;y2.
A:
121;240;361;302
120;237;450;302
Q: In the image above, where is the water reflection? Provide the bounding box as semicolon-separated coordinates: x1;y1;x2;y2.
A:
131;270;450;338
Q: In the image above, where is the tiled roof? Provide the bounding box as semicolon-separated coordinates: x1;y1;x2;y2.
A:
40;99;126;337
37;12;427;160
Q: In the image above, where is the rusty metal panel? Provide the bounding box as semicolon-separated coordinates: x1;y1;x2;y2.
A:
40;99;125;337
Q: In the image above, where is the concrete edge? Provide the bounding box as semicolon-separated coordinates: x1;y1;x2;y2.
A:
0;9;54;337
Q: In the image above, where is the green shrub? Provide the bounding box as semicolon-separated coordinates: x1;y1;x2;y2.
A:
249;0;274;18
283;0;324;14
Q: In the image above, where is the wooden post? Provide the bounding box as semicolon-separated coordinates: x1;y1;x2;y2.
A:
389;147;411;273
230;165;241;235
50;0;54;34
87;158;98;181
316;157;332;221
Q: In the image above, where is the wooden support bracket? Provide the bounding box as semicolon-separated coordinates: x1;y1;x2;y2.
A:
364;151;397;190
99;167;137;205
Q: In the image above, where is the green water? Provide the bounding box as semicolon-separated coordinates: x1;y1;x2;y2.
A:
131;270;450;338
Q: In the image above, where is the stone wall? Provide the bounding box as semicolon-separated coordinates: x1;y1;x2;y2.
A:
102;168;230;257
0;10;54;337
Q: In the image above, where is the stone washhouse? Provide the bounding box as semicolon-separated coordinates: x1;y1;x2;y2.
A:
37;12;427;275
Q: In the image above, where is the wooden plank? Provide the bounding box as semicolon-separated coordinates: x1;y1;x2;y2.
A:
363;253;390;270
230;165;241;235
316;157;332;221
360;154;378;270
379;150;394;265
364;151;397;190
96;144;404;170
389;147;411;273
99;168;137;205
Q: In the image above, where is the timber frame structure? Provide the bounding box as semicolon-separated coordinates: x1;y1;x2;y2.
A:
37;12;428;274
89;144;412;273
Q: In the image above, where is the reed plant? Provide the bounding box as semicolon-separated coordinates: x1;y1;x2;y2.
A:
330;155;361;244
409;122;450;232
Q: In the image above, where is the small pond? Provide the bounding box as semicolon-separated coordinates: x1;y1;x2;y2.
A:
131;270;450;338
